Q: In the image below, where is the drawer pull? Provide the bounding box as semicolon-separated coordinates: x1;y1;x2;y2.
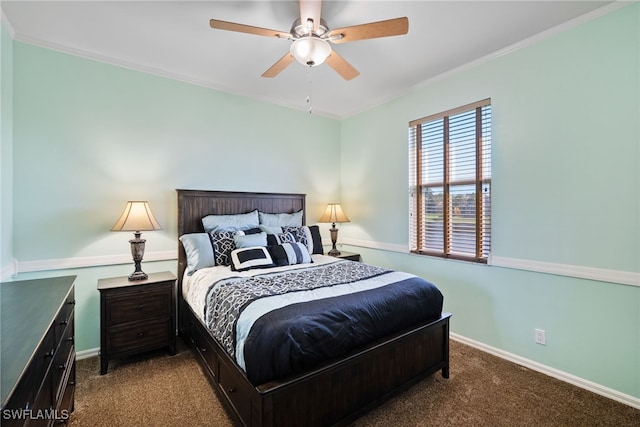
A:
136;304;144;310
45;349;55;358
68;300;76;305
137;332;145;337
59;319;69;326
67;337;75;343
199;347;207;353
58;363;67;370
228;387;236;393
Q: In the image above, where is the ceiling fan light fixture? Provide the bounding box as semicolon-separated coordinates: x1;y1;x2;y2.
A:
290;36;331;67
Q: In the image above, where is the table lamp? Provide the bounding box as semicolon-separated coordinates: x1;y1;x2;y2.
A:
112;201;162;280
318;203;350;256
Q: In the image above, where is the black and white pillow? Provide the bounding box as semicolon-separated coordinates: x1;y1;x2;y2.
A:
268;242;312;266
230;247;275;272
282;225;324;255
266;232;296;246
308;225;324;255
209;230;237;266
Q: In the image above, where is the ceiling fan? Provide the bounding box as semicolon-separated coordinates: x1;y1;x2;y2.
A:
210;0;409;81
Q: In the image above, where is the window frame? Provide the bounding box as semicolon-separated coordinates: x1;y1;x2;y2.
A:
409;99;492;264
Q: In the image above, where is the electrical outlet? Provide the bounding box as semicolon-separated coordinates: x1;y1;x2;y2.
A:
535;328;546;345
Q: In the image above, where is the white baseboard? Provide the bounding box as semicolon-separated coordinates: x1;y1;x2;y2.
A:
76;347;100;360
451;333;640;410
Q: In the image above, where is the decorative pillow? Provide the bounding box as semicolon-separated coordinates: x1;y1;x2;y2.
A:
202;209;259;233
282;226;313;254
308;225;324;255
179;233;215;274
258;210;303;227
230;247;275;272
234;232;267;249
209;230;239;266
268;242;313;266
266;232;296;246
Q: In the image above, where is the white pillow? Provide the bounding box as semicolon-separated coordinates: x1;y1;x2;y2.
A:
230;247;275;271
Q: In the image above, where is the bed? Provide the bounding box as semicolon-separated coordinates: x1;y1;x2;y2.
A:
176;189;451;426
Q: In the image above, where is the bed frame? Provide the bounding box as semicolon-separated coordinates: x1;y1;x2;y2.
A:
176;189;451;427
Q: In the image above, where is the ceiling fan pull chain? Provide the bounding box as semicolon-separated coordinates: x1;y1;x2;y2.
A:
306;65;313;114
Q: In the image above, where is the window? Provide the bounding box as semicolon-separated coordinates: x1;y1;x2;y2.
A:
409;99;491;263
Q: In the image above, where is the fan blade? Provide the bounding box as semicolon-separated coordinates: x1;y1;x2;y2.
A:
299;0;322;32
210;19;290;39
325;51;360;81
262;53;295;78
329;17;408;43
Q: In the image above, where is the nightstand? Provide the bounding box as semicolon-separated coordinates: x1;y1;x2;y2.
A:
330;250;361;262
98;271;176;375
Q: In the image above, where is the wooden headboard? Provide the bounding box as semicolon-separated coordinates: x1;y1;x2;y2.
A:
176;189;306;288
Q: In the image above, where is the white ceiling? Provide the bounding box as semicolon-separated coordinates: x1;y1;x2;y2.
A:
1;1;621;118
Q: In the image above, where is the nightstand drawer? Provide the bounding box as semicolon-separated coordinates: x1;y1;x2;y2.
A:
104;286;172;325
105;318;172;356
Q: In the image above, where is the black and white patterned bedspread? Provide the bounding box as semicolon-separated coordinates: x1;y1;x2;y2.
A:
205;261;390;358
203;260;444;385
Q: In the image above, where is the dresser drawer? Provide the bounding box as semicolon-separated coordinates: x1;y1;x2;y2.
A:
104;285;172;326
218;359;252;424
193;322;217;379
105;318;172;356
52;316;74;404
54;291;75;344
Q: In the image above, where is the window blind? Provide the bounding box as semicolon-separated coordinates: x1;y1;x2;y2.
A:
409;99;492;263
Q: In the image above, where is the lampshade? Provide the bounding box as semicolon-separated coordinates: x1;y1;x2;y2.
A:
111;201;162;232
290;36;331;67
318;203;350;224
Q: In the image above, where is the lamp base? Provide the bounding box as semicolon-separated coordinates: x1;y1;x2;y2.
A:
128;232;148;281
328;224;340;256
128;270;149;281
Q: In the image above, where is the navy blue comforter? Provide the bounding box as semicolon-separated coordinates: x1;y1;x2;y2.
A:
242;273;443;385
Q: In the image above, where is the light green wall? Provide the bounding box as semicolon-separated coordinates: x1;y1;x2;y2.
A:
12;43;341;262
2;3;639;403
340;4;639;398
1;22;13;272
10;42;341;354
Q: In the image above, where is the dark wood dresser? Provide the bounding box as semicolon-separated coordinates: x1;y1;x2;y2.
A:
98;271;176;375
0;275;76;426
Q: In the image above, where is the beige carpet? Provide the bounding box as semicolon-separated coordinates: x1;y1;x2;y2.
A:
70;339;639;426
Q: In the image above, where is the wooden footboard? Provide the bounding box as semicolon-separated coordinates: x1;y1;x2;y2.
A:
180;298;450;427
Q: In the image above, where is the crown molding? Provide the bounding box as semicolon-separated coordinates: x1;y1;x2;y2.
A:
342;1;634;119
